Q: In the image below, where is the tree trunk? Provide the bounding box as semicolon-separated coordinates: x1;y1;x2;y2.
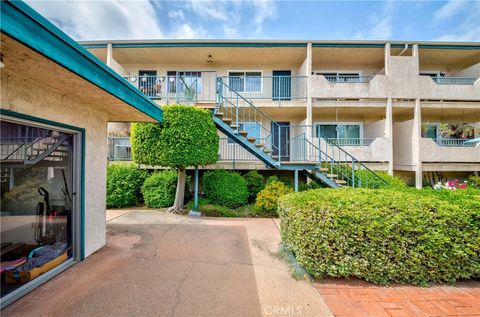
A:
169;167;186;213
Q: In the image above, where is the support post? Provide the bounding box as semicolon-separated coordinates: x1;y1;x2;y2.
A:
294;169;299;192
386;98;394;175
384;43;391;76
413;99;422;189
189;166;201;217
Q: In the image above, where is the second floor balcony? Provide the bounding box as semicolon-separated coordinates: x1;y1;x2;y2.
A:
123;72;308;106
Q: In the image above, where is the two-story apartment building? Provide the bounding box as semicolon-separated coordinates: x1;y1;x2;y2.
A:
82;40;480;188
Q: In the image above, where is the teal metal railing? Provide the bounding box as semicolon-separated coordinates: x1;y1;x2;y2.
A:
124;72;217;104
216;79;281;165
218;76;307;102
430;77;478;85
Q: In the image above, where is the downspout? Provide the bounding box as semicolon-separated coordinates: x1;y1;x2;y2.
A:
398;44;409;56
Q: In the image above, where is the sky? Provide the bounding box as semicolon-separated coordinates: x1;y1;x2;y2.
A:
26;0;480;42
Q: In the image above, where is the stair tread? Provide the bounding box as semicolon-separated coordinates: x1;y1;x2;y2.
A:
335;179;347;184
326;173;337;178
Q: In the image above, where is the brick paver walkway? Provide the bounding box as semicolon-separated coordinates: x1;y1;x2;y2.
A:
315;278;480;317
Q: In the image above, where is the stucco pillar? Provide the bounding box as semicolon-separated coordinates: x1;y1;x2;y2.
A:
106;43;113;67
386;98;394;175
413;99;422;188
384;43;391;76
412;43;419;57
306;42;313;139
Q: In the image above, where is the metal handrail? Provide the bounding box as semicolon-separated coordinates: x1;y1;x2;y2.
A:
434;138;477;147
217;90;278;155
319;133;387;186
429;77;478;85
323;75;374;83
218;75;307;100
216;79;281;155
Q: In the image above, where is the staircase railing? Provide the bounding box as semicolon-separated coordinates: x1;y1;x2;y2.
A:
215;77;387;188
318;134;387;188
216;79;282;164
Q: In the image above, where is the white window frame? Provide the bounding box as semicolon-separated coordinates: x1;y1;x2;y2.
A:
313;121;364;139
227;70;263;93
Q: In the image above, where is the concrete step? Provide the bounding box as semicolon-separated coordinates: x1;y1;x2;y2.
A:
255;143;265;148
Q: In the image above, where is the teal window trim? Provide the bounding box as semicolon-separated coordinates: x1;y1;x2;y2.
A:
0;109;86;260
1;1;162;122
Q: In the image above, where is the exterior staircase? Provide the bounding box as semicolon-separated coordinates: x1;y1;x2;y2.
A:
215;78;386;188
0;135;70;167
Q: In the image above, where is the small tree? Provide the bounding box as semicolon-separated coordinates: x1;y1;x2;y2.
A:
131;105;218;212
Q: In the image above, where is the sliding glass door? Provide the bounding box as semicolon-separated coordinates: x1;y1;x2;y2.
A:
1;117;80;306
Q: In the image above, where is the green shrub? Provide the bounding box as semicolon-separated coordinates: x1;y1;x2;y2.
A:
130;122;163;165
141;170;190;208
243;171;265;202
203;170;248;208
255;181;293;216
106;164;148;208
468;172;480;189
278;188;480;285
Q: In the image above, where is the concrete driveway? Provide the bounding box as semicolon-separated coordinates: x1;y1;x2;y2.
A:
3;210;332;317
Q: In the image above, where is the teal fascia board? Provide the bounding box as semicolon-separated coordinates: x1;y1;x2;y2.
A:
112;43;307;48
0;1;162;122
0;109;86;260
82;42;479;50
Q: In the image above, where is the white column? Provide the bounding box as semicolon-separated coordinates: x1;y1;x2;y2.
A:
412;43;419;57
106;43;113;67
306;43;313;140
413;99;422;188
386;98;394;175
384;43;391;76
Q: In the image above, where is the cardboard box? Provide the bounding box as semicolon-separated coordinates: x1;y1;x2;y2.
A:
5;252;68;284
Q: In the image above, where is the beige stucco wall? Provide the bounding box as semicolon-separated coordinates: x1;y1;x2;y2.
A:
310;55;480;100
1;71;108;258
420;138;480;163
452;63;480;77
393;120;414;169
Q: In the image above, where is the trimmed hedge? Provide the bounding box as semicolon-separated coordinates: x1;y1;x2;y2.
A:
141;170;191;208
106;164;148;208
203;170;248;208
255;180;293;216
243;170;265;203
131;106;219;168
278;188;480;285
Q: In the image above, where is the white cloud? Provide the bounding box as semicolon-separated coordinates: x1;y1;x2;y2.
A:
188;0;229;21
169;23;208;39
223;25;238;38
26;0;164;40
434;0;470;20
354;2;394;40
169;10;186;21
252;0;278;34
435;2;480;41
25;0;280;40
